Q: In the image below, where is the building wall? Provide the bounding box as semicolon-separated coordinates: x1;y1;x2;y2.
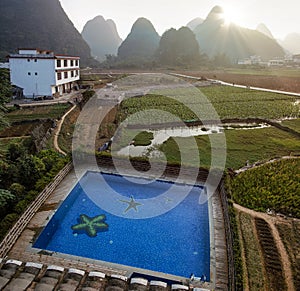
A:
54;58;80;95
10;58;56;97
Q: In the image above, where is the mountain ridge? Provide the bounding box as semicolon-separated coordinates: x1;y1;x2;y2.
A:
117;18;160;60
0;0;96;66
194;6;285;61
82;16;122;61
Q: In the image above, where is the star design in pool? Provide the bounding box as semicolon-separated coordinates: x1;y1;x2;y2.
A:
119;196;143;213
71;214;108;237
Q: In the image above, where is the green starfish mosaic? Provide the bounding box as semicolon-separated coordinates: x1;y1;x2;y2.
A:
71;214;108;237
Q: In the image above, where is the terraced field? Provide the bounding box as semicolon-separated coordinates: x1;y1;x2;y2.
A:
255;217;286;290
276;220;300;290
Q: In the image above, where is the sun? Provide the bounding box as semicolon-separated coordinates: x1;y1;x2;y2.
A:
221;6;243;26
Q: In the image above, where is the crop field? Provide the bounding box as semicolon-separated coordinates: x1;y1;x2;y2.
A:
237;212;266;290
281;118;300;133
255;218;286;290
5;103;71;122
0;121;41;137
229;158;300;217
158;127;300;169
200;86;299;119
118;86;300;123
276;220;300;290
177;70;300;93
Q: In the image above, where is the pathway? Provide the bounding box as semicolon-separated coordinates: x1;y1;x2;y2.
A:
234;203;295;291
235;155;300;174
170;73;300;97
53;103;77;155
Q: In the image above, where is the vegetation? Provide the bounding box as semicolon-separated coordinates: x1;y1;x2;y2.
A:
237;211;266;290
228;159;300;217
200;86;299;119
5;103;71;122
133;131;154;146
0;68;11;129
118;87;300;124
158;127;300;169
0;141;69;240
276;220;300;290
282;118;300;133
228;202;244;290
254;217;286;290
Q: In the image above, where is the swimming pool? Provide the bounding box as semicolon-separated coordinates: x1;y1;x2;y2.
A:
33;171;210;279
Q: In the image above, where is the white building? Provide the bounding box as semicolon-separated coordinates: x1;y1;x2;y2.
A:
0;62;9;69
9;48;80;98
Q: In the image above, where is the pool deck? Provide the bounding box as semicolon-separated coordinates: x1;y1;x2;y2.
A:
5;165;228;290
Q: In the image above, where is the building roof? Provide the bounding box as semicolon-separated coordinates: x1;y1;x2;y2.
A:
0;258;208;291
8;48;80;60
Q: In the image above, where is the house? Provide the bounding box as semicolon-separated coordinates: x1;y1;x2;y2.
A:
293;54;300;64
268;59;285;66
0;62;9;69
8;48;80;98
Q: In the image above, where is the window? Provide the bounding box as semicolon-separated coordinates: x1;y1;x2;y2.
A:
64;71;68;79
34;59;37;62
57;72;62;80
70;60;74;66
27;59;30;62
57;60;61;67
64;60;68;67
75;60;79;66
35;72;38;75
28;72;31;75
71;71;74;77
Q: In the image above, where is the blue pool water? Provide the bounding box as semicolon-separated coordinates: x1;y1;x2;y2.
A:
34;172;210;279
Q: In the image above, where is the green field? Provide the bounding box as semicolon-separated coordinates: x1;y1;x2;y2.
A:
160;127;300;169
281;118;300;133
6;103;71;122
118;86;299;122
159;127;300;169
228;158;300;217
200;86;299;119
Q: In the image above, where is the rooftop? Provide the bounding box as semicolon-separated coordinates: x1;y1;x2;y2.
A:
8;48;80;59
0;258;211;291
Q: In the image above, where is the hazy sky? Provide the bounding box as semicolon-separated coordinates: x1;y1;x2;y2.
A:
60;0;300;40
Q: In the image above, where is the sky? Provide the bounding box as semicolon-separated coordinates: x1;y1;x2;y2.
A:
60;0;300;40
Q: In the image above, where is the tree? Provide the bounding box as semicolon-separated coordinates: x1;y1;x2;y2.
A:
0;189;16;217
16;155;45;189
0;68;11;129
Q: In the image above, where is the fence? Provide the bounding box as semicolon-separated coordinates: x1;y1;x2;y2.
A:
0;162;73;258
219;181;235;290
